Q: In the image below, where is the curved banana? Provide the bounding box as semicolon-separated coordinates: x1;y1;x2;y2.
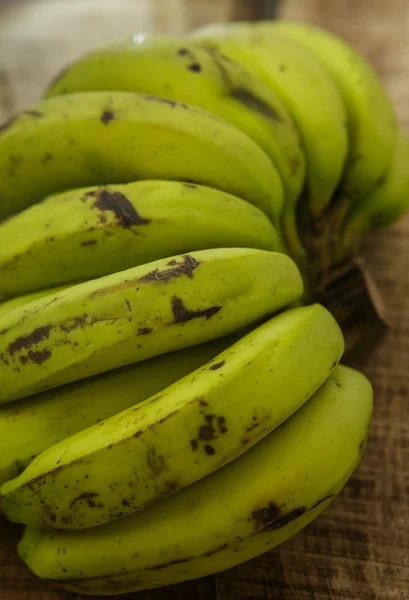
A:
45;35;305;216
0;180;279;300
0;248;303;404
1;304;344;529
18;365;373;595
0;285;69;319
271;21;397;200
337;128;409;262
0;337;232;487
192;22;349;220
0;91;283;221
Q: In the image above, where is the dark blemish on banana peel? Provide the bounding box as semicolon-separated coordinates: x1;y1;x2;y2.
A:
198;425;215;441
183;183;197;189
204;444;215;455
203;542;228;557
188;63;202;72
252;502;306;532
138;327;152;336
310;495;334;510
19;349;52;365
171;297;221;323
148;556;193;570
140;255;200;283
81;239;97;247
231;88;281;122
144;95;189;110
91;189;151;228
24;109;44;118
146;446;166;478
209;361;225;371
7;325;52;355
69;492;101;510
100;110;115;125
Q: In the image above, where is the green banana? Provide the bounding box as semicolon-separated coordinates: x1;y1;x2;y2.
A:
0;286;69;320
45;35;305;215
191;22;349;220
337;128;409;262
0;180;279;300
1;304;343;529
0;337;232;487
0;248;303;404
271;21;397;200
0;91;283;221
18;365;373;595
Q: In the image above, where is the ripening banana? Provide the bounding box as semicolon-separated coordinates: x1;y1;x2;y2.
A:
45;35;305;216
0;180;279;300
0;336;233;487
0;286;69;320
18;365;373;595
336;128;409;263
191;22;349;220
270;21;397;201
0;91;283;222
0;248;303;404
1;304;343;529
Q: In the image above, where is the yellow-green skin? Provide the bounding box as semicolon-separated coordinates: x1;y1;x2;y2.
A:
270;21;397;200
0;91;283;221
0;180;279;300
192;22;349;221
0;248;303;404
0;336;231;487
337;128;409;262
18;365;373;596
45;35;305;216
1;304;344;529
0;286;69;320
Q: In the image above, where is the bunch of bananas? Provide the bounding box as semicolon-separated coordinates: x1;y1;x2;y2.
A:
0;17;403;595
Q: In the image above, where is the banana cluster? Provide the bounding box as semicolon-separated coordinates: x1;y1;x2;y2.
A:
0;18;388;596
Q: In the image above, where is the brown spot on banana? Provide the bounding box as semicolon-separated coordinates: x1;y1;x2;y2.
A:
100;110;115;125
171;297;222;323
7;325;52;355
19;349;52;365
146;446;166;478
140;255;199;283
137;327;152;336
209;361;225;370
24;109;43;118
88;188;151;228
144;95;189;110
251;502;307;532
69;492;101;510
188;63;202;72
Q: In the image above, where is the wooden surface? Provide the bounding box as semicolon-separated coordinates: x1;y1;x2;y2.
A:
1;0;409;598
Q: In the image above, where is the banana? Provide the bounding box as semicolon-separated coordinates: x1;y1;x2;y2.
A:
0;337;232;487
0;180;279;300
45;35;305;216
270;21;397;200
337;128;409;262
18;365;373;595
0;248;303;404
192;22;349;220
0;286;69;320
0;91;283;221
1;304;343;529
